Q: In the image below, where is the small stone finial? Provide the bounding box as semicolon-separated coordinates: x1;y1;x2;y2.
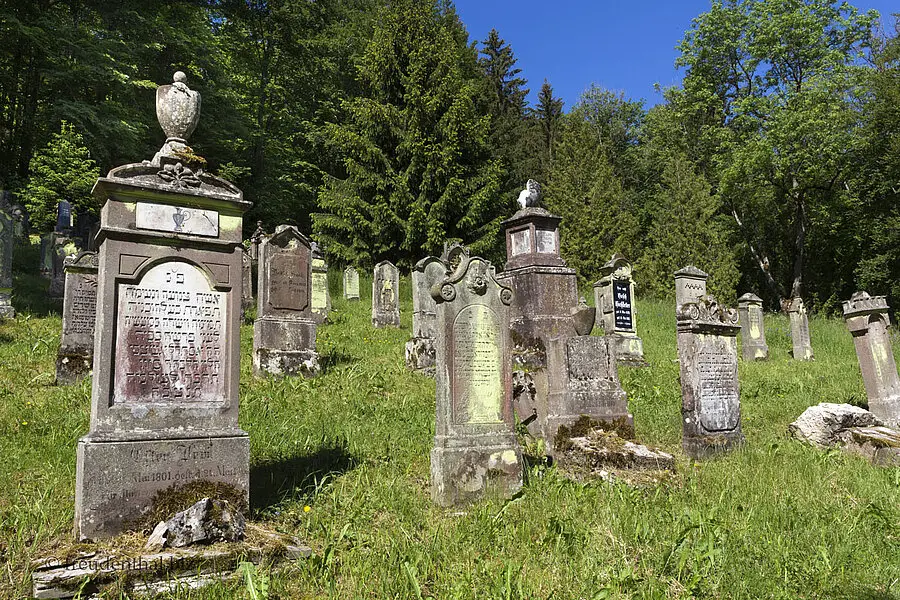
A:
516;179;542;209
173;70;187;83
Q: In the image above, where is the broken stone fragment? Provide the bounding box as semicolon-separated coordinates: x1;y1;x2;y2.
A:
559;428;675;473
788;403;882;448
145;497;246;549
145;521;168;550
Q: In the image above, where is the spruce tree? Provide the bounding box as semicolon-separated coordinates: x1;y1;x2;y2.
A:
530;80;564;182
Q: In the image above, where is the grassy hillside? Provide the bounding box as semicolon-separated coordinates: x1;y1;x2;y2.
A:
0;272;898;599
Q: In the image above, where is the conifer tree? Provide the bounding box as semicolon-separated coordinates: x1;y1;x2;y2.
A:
530;80;564;182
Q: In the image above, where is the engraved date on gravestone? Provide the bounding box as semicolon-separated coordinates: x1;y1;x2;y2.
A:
269;251;308;311
452;304;503;424
135;202;219;237
613;280;633;331
113;262;225;403
697;340;739;431
64;275;98;336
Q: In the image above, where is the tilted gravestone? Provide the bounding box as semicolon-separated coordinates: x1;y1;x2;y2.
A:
676;295;745;459
431;253;522;505
253;225;320;377
0;201;14;319
75;72;251;540
674;265;708;310
592;254;645;365
56;251;98;384
406;255;448;372
785;297;814;361
372;260;400;327
310;244;330;324
343;266;360;300
842;292;900;427
737;293;768;361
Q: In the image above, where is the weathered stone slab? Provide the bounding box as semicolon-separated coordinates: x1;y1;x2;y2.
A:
56;251;98;384
241;248;253;321
674;265;708;310
737;292;768;361
789;402;882;448
343;266;360;300
310;248;330;324
0;202;14;318
593;254;645;365
406;255;448;372
785;296;814;361
372;260;400;327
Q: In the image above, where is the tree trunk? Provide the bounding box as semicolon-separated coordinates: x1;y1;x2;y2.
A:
790;192;807;299
731;208;785;306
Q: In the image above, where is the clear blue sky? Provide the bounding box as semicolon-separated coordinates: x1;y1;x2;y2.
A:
453;0;899;109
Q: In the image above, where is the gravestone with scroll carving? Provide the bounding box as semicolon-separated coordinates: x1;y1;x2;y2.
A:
785;297;814;361
843;292;900;427
253;225;320;377
0;200;14;319
74;72;251;541
431;253;522;505
56;251;98;384
676;295;745;459
343;266;360;300
592;254;644;365
737;293;768;361
372;260;400;327
310;243;330;324
406;255;448;372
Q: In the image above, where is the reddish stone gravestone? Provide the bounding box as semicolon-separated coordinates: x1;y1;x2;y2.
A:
56;251;99;384
74;72;251;540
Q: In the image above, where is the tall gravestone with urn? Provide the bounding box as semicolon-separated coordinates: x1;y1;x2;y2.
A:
737;293;768;361
592;254;645;365
406;255;448;373
372;260;400;327
74;72;251;540
56;251;99;384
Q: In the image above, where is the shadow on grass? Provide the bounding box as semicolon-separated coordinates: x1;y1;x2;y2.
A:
12;273;61;316
319;348;357;374
250;443;358;515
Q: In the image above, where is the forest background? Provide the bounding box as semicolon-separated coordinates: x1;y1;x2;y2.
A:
1;0;899;313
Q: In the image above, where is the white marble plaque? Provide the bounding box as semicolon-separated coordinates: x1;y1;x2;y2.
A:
135;202;219;237
535;229;556;254
511;230;531;256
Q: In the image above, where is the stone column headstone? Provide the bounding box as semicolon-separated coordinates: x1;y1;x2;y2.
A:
75;72;251;541
310;244;330;324
56;251;98;384
249;221;265;262
0;202;14;318
785;297;814;361
592;253;645;365
405;255;448;372
737;293;768;361
431;253;522;506
253;225;320;377
343;267;360;300
677;295;745;459
842;292;900;427
674;265;708;310
241;248;253;321
372;260;400;327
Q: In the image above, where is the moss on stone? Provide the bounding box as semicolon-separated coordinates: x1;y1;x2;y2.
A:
137;480;247;532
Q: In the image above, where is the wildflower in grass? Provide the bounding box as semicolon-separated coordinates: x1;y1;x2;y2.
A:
303;505;312;513
21;421;27;425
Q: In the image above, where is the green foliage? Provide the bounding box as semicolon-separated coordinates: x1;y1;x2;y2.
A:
21;122;99;232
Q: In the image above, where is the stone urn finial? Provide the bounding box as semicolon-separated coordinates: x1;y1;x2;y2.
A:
156;71;201;142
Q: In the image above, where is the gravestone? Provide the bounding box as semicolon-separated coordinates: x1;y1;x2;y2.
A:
676;295;745;458
592;254;645;365
372;260;400;327
249;221;265;262
49;237;80;298
0;201;14;319
56;200;73;232
253;225;320;377
75;72;251;541
343;266;360;300
310;243;330;324
737;293;768;361
405;255;448;372
785;297;814;361
40;233;55;278
56;251;98;384
674;265;708;310
241;248;253;321
842;292;900;427
431;253;522;505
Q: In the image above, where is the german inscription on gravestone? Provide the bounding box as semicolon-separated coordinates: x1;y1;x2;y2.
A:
697;336;739;431
613;280;633;331
452;305;502;424
114;262;225;404
269;251;308;311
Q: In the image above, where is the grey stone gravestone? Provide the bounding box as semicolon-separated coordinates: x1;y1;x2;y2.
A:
737;293;768;361
405;255;448;372
241;248;253;321
785;297;814;361
0;202;14;319
842;292;900;427
56;251;98;384
372;260;400;327
431;253;522;506
56;200;73;232
310;244;330;324
592;254;645;365
674;265;708;310
249;221;265;262
40;233;54;278
75;72;251;541
676;295;745;458
49;237;80;298
253;225;320;377
343;266;360;300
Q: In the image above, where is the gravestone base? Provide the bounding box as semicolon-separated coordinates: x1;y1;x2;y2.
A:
55;347;92;385
430;437;523;507
682;429;745;460
252;316;319;377
74;434;250;541
791;345;814;361
372;310;401;328
405;337;435;373
743;343;769;361
612;334;646;366
0;292;14;318
869;394;900;429
254;348;320;378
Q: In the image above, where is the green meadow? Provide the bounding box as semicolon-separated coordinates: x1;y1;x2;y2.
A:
0;271;898;599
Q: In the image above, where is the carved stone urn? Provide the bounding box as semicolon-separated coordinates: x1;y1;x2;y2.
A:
156;71;201;142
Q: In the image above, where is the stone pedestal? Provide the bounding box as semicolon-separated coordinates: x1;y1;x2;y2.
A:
406;255;448;372
737;293;768;361
786;297;814;361
56;251;98;384
0;203;14;319
674;265;708;310
310;249;330;324
343;267;360;300
842;292;900;427
253;226;319;377
372;260;400;327
431;254;522;506
676;296;745;459
592;254;644;365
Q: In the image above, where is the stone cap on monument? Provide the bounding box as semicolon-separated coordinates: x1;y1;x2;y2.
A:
737;292;763;307
63;250;99;273
843;291;890;319
595;253;633;285
677;295;740;335
674;265;708;281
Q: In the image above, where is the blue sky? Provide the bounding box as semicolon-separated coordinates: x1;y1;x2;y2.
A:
453;0;899;110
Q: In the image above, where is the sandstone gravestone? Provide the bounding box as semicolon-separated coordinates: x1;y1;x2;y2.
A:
74;72;251;541
406;255;448;372
241;248;253;321
372;260;400;327
785;297;814;361
674;265;708;310
56;251;98;384
842;292;900;427
592;254;644;365
253;225;320;377
676;295;745;459
343;266;360;300
431;253;522;505
737;293;768;361
0;201;14;319
310;244;330;324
